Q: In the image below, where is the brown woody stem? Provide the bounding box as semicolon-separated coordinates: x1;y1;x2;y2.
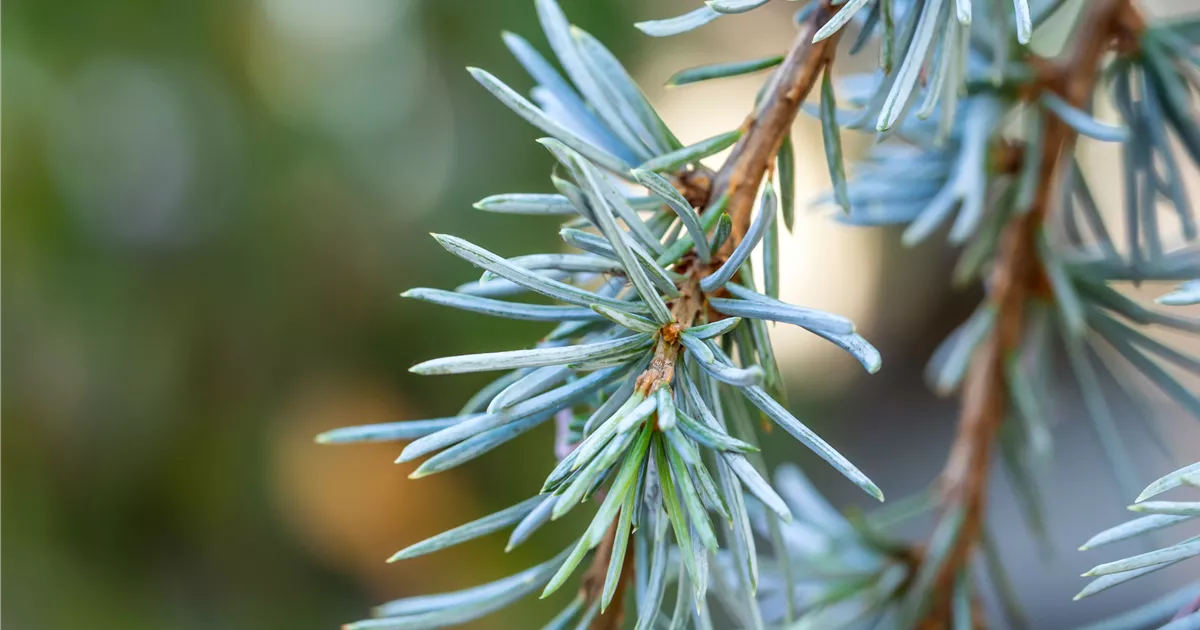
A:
708;4;839;255
580;519;637;630
918;2;1144;626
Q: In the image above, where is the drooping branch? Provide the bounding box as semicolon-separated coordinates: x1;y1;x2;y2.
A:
919;1;1146;626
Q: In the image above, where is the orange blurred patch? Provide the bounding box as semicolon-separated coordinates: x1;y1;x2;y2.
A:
270;376;487;597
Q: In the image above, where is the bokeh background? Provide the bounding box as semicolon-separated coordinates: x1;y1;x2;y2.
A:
4;1;1200;628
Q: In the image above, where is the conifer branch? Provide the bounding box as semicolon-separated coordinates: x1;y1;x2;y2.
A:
920;2;1148;625
583;8;841;613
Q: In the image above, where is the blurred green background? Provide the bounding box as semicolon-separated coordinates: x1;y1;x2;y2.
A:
4;1;1197;628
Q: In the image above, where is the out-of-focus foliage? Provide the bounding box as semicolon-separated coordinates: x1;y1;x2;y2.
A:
3;1;639;628
1079;463;1199;603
